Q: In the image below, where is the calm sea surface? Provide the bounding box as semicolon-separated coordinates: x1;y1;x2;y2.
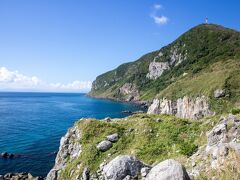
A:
0;92;142;176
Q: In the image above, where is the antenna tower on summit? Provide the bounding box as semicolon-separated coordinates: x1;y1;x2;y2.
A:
205;17;208;24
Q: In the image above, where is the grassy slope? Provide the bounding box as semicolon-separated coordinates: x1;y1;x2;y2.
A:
59;114;222;179
89;24;240;113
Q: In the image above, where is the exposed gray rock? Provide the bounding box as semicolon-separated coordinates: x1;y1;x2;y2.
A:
106;133;119;142
119;83;140;101
206;123;227;146
97;140;113;151
82;167;90;180
46;125;82;180
189;114;240;177
147;99;160;114
102;155;146;180
147;96;213;120
145;159;190;180
214;89;225;98
146;62;170;80
141;167;151;178
169;45;187;66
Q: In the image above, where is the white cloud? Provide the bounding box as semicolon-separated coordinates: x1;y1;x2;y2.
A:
154;4;163;10
50;81;92;91
0;67;92;92
150;4;169;25
152;15;169;25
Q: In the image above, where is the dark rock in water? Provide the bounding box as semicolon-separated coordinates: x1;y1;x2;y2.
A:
1;152;16;159
132;110;144;114
1;172;45;180
122;110;132;114
1;152;8;158
8;153;14;158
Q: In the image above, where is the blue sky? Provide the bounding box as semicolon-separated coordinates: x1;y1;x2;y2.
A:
0;0;239;92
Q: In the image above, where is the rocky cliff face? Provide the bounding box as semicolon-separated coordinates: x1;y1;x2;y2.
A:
147;96;213;120
146;62;170;80
46;125;82;180
119;83;140;101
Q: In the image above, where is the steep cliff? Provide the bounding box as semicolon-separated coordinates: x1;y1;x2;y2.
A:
89;24;240;114
147;96;213;120
47;113;240;179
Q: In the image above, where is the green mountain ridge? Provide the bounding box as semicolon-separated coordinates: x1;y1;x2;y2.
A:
89;24;240;113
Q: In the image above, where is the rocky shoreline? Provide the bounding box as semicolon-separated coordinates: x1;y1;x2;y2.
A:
0;173;45;180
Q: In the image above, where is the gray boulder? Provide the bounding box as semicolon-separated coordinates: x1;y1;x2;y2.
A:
214;89;225;98
207;123;227;146
97;140;112;151
145;159;190;180
141;167;151;178
106;133;119;142
102;155;145;180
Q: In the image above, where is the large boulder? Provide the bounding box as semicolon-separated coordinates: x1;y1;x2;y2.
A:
102;155;145;180
106;133;119;142
145;159;190;180
97;140;112;151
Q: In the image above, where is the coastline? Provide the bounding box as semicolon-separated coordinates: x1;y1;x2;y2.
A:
86;93;150;109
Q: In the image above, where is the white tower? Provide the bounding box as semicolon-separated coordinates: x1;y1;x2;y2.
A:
205;17;208;24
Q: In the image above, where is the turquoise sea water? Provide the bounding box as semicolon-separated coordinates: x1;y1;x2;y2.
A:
0;92;142;176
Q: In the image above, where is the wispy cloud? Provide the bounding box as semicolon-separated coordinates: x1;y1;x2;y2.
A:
154;4;163;10
0;67;92;92
152;15;169;25
151;4;169;25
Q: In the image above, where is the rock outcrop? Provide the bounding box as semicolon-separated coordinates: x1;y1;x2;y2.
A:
188;114;240;177
146;62;170;80
46;125;82;180
119;83;140;101
145;159;190;180
147;96;213;120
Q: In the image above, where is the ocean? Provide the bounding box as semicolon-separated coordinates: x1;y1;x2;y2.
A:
0;92;142;177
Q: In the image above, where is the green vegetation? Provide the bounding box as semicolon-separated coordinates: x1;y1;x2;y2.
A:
231;108;240;115
89;24;240;113
59;114;219;179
